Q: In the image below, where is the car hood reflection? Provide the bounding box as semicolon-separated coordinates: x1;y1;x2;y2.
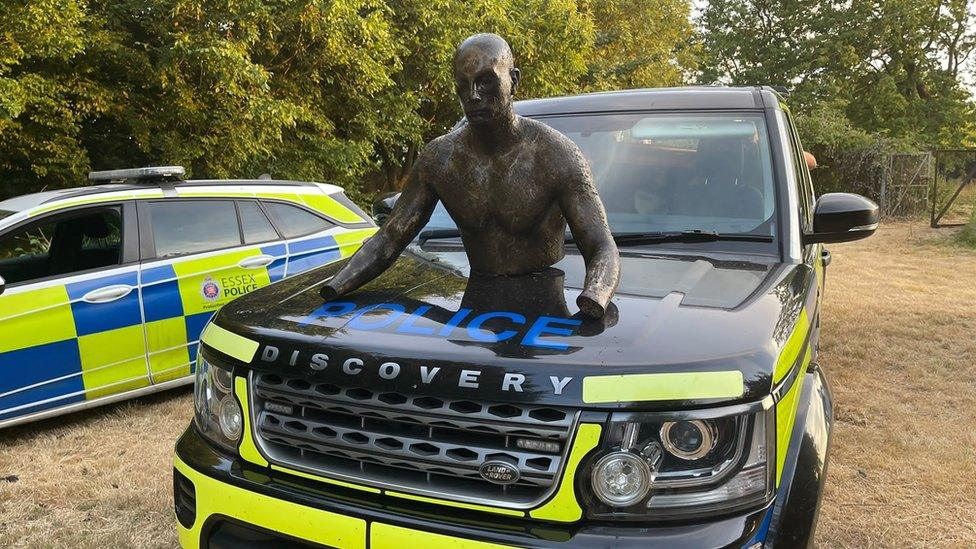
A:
216;248;806;408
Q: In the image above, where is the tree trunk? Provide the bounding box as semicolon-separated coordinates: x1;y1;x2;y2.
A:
378;141;419;192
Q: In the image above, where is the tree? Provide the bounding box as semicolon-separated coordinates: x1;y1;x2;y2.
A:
0;0;99;198
82;0;402;183
581;0;698;91
839;0;976;148
697;0;976;150
371;0;594;192
0;0;700;201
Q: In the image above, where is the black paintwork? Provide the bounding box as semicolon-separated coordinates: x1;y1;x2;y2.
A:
207;86;817;412
805;193;880;244
210;245;815;410
766;368;833;548
514;87;780;117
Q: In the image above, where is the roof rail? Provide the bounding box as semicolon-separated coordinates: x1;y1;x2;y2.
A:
88;166;185;184
766;85;790;96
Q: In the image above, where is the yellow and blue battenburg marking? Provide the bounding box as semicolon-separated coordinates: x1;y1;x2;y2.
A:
0;287;81;420
0;269;150;419
0;206;374;423
286;229;376;273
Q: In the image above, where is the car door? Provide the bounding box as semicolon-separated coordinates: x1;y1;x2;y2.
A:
783;111;823;355
261;199;375;276
138;199;287;384
0;202;147;423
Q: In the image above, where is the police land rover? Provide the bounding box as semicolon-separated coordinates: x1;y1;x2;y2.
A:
174;87;879;548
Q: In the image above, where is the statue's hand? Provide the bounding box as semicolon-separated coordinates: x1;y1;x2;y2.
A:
320;283;340;301
576;291;607;319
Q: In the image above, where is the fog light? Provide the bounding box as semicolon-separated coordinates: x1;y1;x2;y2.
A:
661;420;714;460
217;396;243;440
591;451;652;507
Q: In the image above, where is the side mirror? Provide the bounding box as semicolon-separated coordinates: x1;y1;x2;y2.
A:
803;193;879;244
0;274;5;297
371;192;400;226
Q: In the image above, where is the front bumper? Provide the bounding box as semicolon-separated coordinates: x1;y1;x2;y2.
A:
175;425;770;549
174;368;832;549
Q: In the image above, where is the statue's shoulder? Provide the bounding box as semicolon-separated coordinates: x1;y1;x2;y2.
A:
519;117;587;174
416;131;461;174
520;117;579;151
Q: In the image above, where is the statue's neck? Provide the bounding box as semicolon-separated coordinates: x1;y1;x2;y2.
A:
471;113;520;153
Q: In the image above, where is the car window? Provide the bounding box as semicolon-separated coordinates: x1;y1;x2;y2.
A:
784;112;814;231
0;208;122;285
0;210;14;221
264;202;331;238
149;201;241;258
425;113;778;248
239;201;279;244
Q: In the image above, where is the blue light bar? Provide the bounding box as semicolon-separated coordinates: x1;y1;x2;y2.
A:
88;166;185;183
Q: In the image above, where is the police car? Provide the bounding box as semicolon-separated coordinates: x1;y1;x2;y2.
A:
174;88;879;548
0;167;376;428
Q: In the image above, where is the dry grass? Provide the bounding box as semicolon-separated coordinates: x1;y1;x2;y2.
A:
816;220;976;547
1;220;974;548
0;393;190;548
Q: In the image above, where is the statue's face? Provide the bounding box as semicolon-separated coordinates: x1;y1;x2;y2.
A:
453;42;520;127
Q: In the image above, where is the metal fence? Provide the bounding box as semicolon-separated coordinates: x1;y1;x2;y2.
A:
881;153;933;219
811;150;934;219
930;149;976;228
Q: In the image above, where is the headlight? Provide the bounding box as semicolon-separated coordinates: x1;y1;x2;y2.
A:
660;420;715;460
193;352;242;451
581;407;773;520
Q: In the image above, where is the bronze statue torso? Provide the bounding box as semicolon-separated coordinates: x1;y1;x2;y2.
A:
427;117;575;275
321;32;619;318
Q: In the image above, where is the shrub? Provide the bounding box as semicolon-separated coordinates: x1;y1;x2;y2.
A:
958;210;976;248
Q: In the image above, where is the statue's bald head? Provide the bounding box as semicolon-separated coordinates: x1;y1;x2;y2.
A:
452;33;520;127
453;33;514;73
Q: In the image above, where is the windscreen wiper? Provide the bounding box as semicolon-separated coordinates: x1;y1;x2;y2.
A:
417;229;463;244
612;230;773;246
418;228;773;246
418;229;580;245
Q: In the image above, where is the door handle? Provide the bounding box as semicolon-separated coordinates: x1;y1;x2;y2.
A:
82;285;133;304
238;255;275;269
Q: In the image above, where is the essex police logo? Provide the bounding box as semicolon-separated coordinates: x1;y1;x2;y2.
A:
201;277;221;302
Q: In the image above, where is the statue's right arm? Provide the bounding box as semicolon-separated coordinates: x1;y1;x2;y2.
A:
321;151;440;299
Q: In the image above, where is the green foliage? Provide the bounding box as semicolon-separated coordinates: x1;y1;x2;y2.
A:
372;0;595;190
0;0;98;196
85;0;402;183
3;0;689;200
581;0;697;91
8;0;970;204
697;0;976;152
958;210;976;248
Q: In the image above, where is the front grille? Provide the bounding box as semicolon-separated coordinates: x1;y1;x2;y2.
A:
250;371;578;507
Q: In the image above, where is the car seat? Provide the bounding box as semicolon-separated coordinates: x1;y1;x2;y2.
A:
670;138;764;219
49;213;115;275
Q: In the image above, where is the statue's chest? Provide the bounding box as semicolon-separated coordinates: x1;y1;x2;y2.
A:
442;154;555;231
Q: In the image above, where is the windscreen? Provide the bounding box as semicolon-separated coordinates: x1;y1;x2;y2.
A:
425;112;777;244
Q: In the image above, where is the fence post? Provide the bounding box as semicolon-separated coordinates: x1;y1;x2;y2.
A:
930;152;939;227
879;154;889;217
